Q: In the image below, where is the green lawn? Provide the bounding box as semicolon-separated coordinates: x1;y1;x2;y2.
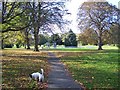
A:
1;49;49;89
42;45;118;51
53;49;119;89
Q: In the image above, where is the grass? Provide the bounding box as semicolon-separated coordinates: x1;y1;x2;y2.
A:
1;49;49;89
1;45;119;89
42;45;118;52
53;49;119;89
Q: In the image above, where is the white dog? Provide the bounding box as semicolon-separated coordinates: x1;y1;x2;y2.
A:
29;69;44;83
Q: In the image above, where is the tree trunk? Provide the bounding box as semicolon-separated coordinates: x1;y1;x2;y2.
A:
26;34;30;49
98;36;103;50
24;29;30;49
34;28;39;51
26;38;30;49
0;39;4;49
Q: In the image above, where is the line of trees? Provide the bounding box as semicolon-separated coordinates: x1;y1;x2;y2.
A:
1;2;69;51
38;30;78;47
1;1;120;50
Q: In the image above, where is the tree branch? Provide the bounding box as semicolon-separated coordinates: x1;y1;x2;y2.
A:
1;24;30;33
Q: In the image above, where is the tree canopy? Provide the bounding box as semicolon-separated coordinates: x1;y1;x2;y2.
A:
1;2;69;50
64;30;77;47
77;1;120;50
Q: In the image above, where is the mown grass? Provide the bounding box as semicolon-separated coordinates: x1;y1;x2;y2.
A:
1;49;49;89
42;45;118;52
53;49;119;89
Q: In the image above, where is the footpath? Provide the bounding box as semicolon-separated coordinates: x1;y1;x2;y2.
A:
47;52;83;90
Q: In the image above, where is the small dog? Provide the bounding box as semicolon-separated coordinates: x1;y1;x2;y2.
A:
29;69;44;83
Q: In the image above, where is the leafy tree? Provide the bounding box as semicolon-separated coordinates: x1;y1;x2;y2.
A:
1;31;25;48
78;1;119;50
64;30;77;47
1;2;29;33
110;24;119;46
1;2;30;49
78;28;98;45
39;34;48;46
50;34;63;45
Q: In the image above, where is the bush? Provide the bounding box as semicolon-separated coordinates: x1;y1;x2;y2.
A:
4;44;13;48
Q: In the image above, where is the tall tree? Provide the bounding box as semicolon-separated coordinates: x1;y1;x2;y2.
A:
26;2;67;51
64;30;77;47
77;1;119;50
50;34;63;45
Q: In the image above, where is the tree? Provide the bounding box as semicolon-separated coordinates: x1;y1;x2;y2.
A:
24;28;31;49
64;30;77;47
1;31;25;48
110;24;119;46
1;2;69;50
26;2;68;51
78;1;119;50
39;34;48;46
1;2;29;33
1;2;30;49
111;7;120;48
77;28;98;45
50;34;63;45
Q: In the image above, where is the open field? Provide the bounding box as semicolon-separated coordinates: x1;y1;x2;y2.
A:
12;45;118;51
41;45;118;51
1;49;49;89
53;49;119;89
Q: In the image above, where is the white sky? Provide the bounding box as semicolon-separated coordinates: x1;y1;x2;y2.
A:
65;0;120;34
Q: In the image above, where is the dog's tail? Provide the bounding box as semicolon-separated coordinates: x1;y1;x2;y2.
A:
41;68;44;75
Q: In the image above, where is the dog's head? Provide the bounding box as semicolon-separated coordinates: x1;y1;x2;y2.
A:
29;74;32;78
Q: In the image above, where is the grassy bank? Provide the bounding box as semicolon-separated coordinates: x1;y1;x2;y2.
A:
53;49;119;89
1;49;49;89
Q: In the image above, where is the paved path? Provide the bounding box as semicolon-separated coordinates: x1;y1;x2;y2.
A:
47;52;83;90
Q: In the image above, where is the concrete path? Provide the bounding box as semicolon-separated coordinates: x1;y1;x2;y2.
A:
47;52;83;90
